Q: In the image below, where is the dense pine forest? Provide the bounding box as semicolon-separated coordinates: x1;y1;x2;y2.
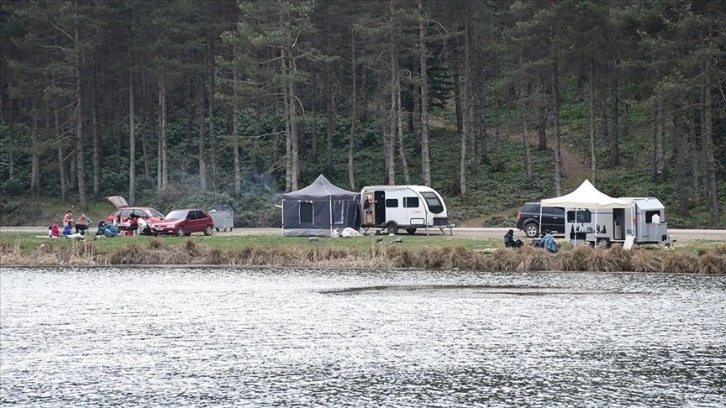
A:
0;0;724;228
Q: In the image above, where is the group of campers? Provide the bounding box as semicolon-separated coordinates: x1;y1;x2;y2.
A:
504;229;559;253
48;211;91;239
48;210;145;239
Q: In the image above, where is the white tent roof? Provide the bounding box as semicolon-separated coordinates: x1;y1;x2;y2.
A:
541;180;632;209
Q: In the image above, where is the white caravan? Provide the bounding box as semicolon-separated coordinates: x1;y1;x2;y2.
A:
360;185;449;235
565;197;670;247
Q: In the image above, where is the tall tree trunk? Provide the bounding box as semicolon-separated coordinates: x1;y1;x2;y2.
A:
31;96;40;194
522;115;533;181
207;56;216;192
386;1;396;185
493;95;503;170
233;99;241;198
673;103;688;217
688;104;700;205
654;99;665;181
55;105;67;200
396;60;410;185
91;74;100;198
589;63;596;183
283;49;292;191
550;26;562;195
600;99;609;153
198;82;207;192
141;72;150;182
6;79;14;180
610;67;620;166
537;103;547;150
325;61;335;174
460;12;471;201
348;33;357;190
74;14;87;211
452;41;463;134
129;71;136;205
159;76;168;191
703;27;718;224
418;0;430;187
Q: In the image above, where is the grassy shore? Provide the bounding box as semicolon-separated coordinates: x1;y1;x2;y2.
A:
1;232;725;274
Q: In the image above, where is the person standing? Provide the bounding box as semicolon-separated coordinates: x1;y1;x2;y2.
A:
63;210;74;229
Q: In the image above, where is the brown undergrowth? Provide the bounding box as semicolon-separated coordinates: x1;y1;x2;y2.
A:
1;241;725;274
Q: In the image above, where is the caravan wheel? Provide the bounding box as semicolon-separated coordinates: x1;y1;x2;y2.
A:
386;224;398;235
596;238;610;248
406;228;417;235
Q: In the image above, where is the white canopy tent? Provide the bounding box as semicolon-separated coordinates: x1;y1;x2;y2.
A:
541;180;632;209
539;180;632;243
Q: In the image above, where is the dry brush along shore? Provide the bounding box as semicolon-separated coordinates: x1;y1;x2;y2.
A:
1;237;725;274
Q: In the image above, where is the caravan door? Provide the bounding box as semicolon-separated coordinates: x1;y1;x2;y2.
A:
374;191;386;226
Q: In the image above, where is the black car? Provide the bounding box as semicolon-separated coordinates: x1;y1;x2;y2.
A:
516;202;565;238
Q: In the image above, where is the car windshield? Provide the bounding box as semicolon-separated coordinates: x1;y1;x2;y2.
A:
147;208;164;218
165;210;187;220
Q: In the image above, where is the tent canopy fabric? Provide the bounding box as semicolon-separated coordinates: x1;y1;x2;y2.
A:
282;175;360;237
541;180;632;209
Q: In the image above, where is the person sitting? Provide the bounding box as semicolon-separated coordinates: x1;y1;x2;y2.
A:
128;213;139;235
50;223;60;238
103;223;119;237
63;222;73;237
96;221;107;237
137;217;149;235
532;232;545;248
76;213;89;235
504;229;523;248
543;231;559;253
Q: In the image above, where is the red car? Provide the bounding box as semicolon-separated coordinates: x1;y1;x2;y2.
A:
152;209;215;237
106;196;165;234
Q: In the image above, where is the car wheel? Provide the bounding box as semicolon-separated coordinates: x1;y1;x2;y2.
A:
176;227;185;237
524;222;539;238
406;228;417;235
386;223;398;235
204;225;213;236
596;238;610;248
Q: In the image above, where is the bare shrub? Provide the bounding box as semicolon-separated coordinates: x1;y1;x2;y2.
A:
582;247;622;272
517;246;554;272
604;246;632;271
148;237;165;250
202;247;225;265
183;239;200;256
698;251;726;274
492;248;519;271
107;244;143;264
660;251;698;273
561;245;593;271
630;250;660;272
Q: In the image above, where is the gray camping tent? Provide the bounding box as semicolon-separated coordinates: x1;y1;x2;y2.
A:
282;175;360;237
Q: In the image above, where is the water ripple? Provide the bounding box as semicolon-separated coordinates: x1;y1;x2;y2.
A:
1;267;724;407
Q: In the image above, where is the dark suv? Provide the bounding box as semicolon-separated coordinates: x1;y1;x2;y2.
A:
516;202;565;238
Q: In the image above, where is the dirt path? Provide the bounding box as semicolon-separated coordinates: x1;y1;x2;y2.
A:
507;130;589;179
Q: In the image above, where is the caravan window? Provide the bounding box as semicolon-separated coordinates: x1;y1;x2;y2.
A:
299;202;313;223
645;210;660;223
421;192;444;214
403;197;419;208
567;210;592;223
386;199;398;208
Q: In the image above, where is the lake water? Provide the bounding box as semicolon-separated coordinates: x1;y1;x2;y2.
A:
1;267;724;407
